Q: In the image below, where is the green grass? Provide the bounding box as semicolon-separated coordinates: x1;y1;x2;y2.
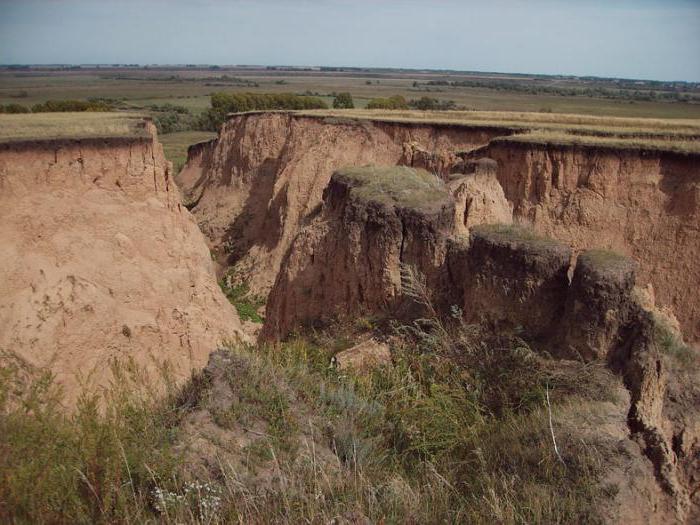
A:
4;68;700;120
0;112;149;143
333;165;449;212
654;317;695;366
219;274;265;323
578;249;632;271
0;357;188;523
160;131;216;173
0;303;622;523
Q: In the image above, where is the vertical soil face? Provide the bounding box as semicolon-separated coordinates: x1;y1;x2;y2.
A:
178;113;511;294
262;167;454;338
181;113;699;343
484;142;700;342
0;125;246;403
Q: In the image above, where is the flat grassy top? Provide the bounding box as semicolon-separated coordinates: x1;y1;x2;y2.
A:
160;130;217;173
333;165;449;213
299;109;700;154
471;223;566;251
0;112;150;143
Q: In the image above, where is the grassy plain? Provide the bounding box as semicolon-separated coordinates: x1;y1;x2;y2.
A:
0;112;149;143
2;67;699;162
159;130;216;172
304;109;700;154
2;67;700;119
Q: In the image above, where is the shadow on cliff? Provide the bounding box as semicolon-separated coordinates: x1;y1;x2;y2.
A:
224;158;284;266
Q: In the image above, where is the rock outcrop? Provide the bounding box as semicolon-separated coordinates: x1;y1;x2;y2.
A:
0;122;246;404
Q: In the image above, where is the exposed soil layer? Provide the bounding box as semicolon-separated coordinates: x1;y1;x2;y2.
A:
178;112;509;293
180;112;700;343
0;122;246;405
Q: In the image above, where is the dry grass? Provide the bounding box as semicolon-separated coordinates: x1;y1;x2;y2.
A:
298;109;700;154
0;112;150;144
333;165;449;213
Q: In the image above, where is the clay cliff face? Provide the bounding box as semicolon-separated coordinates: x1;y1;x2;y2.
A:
181;113;699;344
0;123;246;404
262;166;454;338
178;113;510;293
482;142;700;342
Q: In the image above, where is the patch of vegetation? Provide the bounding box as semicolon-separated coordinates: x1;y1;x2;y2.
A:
578;249;633;274
471;223;565;249
0;112;149;143
0;358;189;523
332;92;354;109
201;92;328;130
654;317;695;366
31;99;114;113
333;165;449;213
219;272;265;323
0;103;30;114
366;95;409;110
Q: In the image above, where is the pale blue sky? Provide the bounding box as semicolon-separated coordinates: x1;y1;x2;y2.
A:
1;0;699;81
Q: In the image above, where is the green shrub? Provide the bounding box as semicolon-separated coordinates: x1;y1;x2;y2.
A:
31;99;113;112
0;103;30;114
366;95;409;110
332;92;354;109
201;92;328;130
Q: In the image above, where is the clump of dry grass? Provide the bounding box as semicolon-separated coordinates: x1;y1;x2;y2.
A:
333;165;449;213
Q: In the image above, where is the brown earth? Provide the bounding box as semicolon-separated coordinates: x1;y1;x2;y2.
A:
0;123;247;405
479;141;700;343
179;112;700;344
178;113;510;292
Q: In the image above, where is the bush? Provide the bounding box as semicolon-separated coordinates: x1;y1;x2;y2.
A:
31;99;113;113
201;92;328;130
0;103;30;114
366;95;408;110
332;92;354;109
408;96;456;111
149;104;197;134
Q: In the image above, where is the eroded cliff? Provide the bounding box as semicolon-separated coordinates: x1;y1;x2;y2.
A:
0;122;247;404
180;112;700;344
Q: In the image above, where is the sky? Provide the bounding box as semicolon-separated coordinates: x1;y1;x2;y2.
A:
1;0;699;82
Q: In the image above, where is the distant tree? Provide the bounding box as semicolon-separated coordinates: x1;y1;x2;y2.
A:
332;92;354;109
0;103;30;114
366;95;408;110
200;92;328;130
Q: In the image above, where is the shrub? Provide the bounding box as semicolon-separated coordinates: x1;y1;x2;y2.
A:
31;99;113;113
366;95;408;110
201;92;328;130
332;92;354;109
0;103;30;114
408;96;456;111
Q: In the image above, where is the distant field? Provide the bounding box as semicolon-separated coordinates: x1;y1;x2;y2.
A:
2;67;700;119
160;130;217;172
2;68;699;160
0;112;149;143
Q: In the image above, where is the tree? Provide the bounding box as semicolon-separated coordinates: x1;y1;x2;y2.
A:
333;92;354;109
